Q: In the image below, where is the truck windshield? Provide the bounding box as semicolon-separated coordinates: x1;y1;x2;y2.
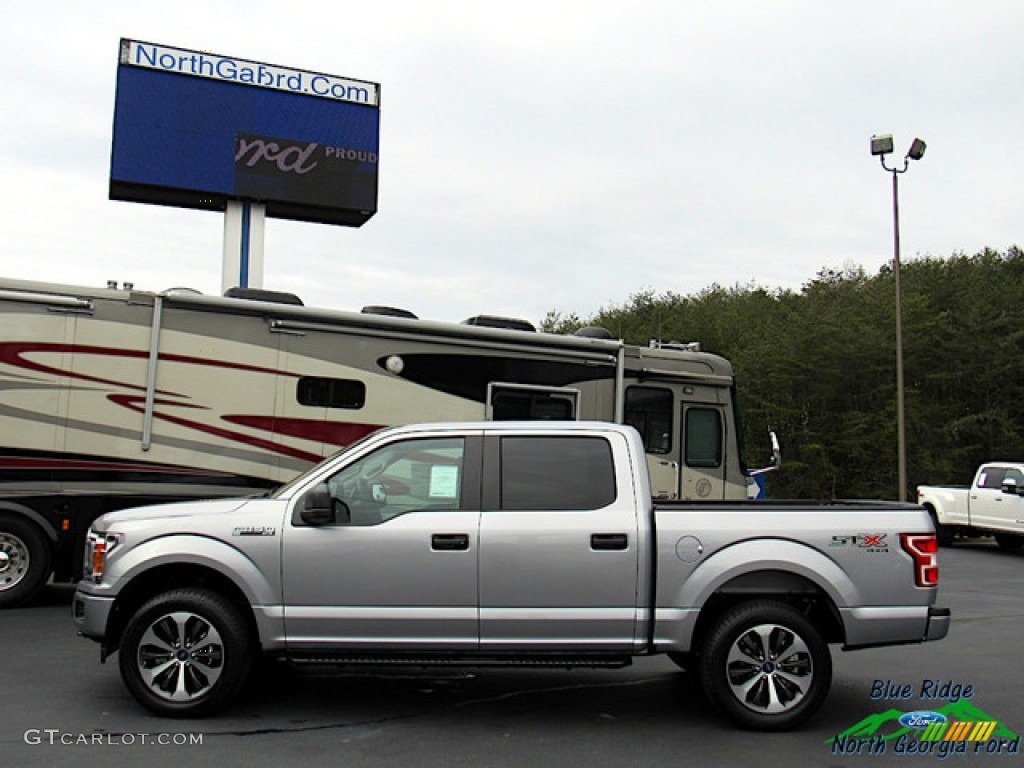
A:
269;429;386;499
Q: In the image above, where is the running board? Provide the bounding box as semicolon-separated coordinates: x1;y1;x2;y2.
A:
283;652;633;669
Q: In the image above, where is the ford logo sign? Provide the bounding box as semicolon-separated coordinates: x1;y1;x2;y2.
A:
899;711;948;729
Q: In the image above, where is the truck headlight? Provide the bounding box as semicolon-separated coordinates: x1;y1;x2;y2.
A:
83;531;122;582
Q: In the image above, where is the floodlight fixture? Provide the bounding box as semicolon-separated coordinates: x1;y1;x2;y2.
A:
874;134;927;174
871;134;894;156
907;138;926;161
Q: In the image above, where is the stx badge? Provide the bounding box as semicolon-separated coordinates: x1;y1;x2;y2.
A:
830;534;889;552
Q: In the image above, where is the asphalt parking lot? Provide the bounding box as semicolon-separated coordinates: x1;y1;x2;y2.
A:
1;540;1021;768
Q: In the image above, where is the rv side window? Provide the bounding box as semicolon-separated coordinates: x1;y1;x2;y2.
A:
685;408;722;468
499;436;616;510
492;391;573;421
297;377;366;409
624;386;673;455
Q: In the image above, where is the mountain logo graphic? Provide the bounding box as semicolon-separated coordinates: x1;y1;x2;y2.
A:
828;700;1019;744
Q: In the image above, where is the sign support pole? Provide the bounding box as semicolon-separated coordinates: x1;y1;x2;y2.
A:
222;200;266;292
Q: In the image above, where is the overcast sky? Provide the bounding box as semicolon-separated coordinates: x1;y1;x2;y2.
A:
2;1;1020;325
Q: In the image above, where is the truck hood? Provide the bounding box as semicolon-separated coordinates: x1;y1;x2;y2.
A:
93;498;252;529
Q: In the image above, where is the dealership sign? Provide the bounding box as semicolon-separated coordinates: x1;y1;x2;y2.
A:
110;39;380;226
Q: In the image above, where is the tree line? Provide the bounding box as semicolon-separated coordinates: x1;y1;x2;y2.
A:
543;247;1024;499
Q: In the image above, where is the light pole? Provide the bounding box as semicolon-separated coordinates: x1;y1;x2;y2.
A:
870;134;926;501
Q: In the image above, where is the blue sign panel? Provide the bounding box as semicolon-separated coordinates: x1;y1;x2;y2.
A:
110;40;380;226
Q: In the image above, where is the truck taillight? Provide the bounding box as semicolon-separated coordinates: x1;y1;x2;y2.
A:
901;533;939;588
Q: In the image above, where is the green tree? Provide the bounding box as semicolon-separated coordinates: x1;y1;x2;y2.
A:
541;247;1024;499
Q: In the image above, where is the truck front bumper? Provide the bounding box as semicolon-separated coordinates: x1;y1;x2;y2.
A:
72;585;114;643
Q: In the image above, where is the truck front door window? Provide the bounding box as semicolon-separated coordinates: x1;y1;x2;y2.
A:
326;437;466;525
977;468;1007;489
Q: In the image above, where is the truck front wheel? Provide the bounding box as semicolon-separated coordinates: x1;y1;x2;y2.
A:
119;588;255;717
0;514;52;607
698;600;831;731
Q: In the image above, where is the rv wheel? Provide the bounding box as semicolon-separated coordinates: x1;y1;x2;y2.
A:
0;514;52;607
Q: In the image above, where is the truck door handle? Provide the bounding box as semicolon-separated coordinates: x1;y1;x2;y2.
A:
431;533;469;551
591;533;628;551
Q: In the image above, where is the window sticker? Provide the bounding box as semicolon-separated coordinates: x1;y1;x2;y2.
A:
430;466;459;498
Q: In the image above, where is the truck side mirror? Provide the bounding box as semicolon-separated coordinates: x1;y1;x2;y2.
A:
1001;479;1021;497
300;483;336;526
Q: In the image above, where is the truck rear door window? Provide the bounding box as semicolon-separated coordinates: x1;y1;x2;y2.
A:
685;408;722;468
499;436;616;510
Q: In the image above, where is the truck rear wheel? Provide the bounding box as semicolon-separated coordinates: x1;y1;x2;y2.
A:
119;588;255;717
0;514;52;607
698;600;831;731
926;508;955;547
994;533;1024;551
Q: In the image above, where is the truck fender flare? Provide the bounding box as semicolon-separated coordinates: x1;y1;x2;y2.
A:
111;534;278;609
670;538;859;617
0;500;58;543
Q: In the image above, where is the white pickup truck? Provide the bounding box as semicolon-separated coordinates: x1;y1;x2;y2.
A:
73;421;949;730
917;463;1024;549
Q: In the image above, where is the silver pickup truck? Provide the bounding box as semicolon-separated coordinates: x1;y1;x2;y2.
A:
73;421;949;730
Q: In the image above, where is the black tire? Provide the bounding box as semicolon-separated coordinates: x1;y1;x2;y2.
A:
118;588;255;717
698;600;831;731
667;652;694;671
0;514;52;608
994;533;1024;551
927;509;955;547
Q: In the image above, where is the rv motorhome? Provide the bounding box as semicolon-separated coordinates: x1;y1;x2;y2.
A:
0;277;764;606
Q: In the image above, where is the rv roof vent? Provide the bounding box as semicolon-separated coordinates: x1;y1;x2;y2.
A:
361;305;418;320
163;286;203;296
462;315;536;332
224;287;304;306
574;326;615;340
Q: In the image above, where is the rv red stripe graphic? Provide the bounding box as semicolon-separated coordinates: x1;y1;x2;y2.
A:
220;415;381;447
109;395;323;464
0;341;290;393
0;341;378;463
